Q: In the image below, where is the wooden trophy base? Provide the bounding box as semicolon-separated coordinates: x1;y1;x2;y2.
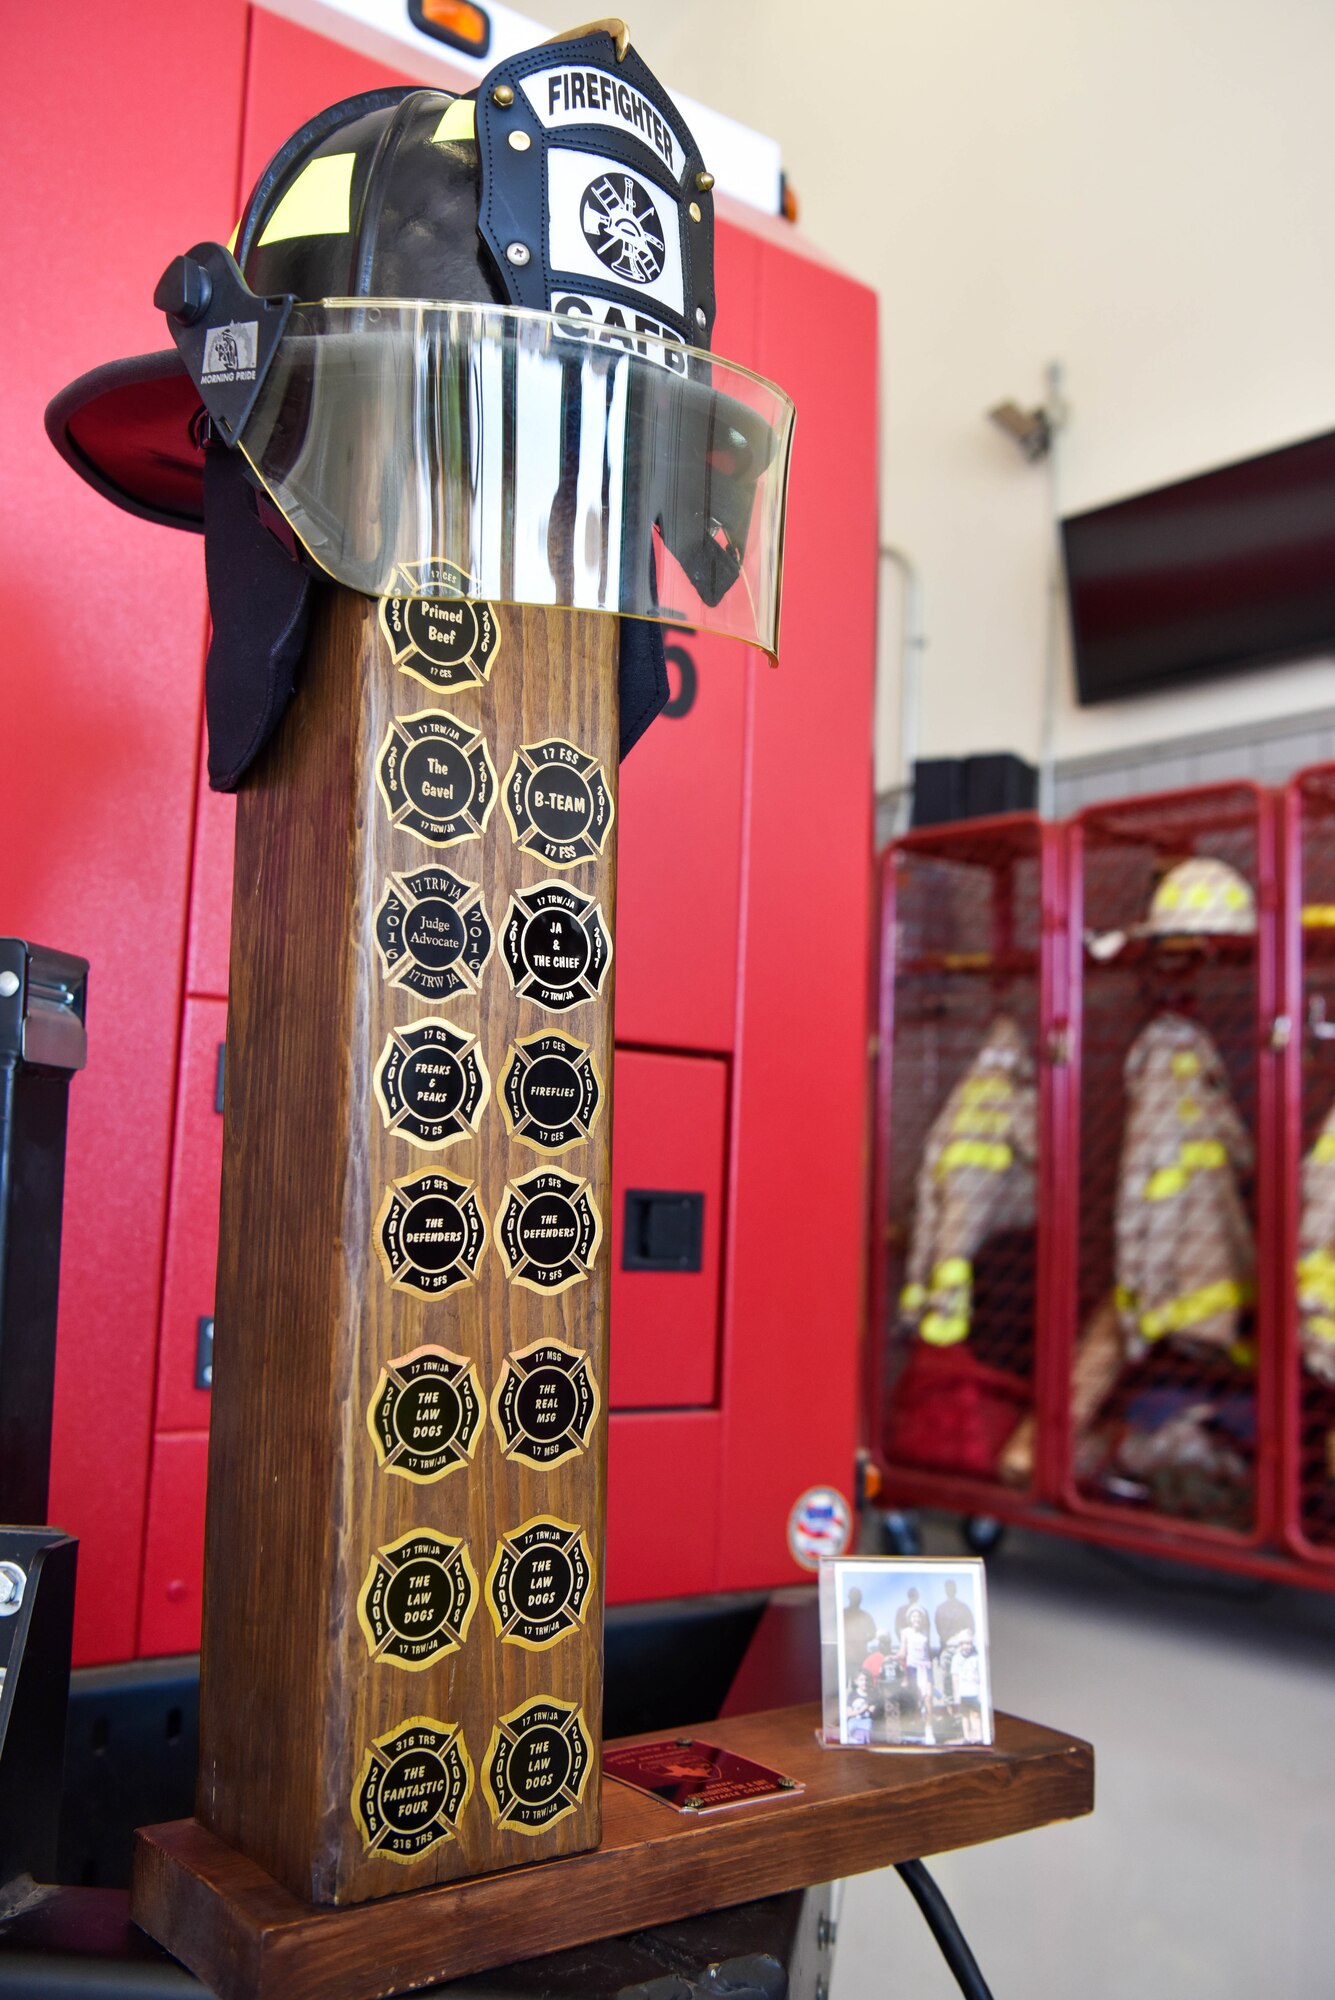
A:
132;1705;1093;2000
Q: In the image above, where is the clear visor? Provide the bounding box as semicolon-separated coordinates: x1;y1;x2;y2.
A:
239;301;795;657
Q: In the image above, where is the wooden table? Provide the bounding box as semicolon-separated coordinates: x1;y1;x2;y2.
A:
133;1703;1094;2000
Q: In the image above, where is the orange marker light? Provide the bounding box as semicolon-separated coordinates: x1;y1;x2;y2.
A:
410;0;491;57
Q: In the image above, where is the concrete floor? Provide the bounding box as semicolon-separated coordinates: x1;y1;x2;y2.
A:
829;1524;1335;1998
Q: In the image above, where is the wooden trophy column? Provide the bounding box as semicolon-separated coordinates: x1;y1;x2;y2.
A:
190;584;619;1906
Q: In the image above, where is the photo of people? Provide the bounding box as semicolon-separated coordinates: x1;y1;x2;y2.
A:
823;1558;993;1749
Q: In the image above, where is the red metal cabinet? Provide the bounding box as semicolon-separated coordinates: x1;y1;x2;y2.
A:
154;1000;227;1433
710;228;877;1591
609;1051;728;1410
138;1433;209;1659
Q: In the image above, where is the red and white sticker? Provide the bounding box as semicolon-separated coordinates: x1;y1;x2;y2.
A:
786;1486;852;1571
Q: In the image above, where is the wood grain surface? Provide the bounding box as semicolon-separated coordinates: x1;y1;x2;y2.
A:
133;1704;1095;2000
197;589;620;1904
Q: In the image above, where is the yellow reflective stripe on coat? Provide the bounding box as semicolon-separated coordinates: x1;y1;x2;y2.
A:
900;1282;927;1314
949;1107;1012;1138
1304;1313;1335;1345
1297;1249;1335;1308
960;1075;1013;1105
1144;1139;1229;1199
1139;1276;1254;1341
1312;1133;1335;1165
921;1311;970;1347
929;1256;971;1290
934;1140;1013;1180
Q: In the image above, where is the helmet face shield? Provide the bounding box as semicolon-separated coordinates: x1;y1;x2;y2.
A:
238;301;795;657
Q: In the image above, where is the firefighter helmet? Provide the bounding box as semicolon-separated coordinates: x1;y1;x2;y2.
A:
46;23;794;785
1146;858;1255;938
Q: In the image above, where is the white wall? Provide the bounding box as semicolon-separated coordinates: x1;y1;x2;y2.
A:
527;0;1335;789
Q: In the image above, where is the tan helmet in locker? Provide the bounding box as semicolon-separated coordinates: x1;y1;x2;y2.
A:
1145;857;1255;939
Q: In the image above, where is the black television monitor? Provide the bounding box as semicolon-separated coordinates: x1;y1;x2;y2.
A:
1062;429;1335;705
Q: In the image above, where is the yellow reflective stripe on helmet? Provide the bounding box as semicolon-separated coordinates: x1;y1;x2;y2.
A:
930;1257;972;1290
921;1311;970;1347
257;152;356;247
1139;1276;1254;1340
432;98;477;144
900;1283;927;1314
934;1140;1013;1179
1313;1133;1335;1165
226;218;240;255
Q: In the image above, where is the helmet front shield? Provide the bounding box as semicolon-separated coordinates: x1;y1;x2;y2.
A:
235;300;794;658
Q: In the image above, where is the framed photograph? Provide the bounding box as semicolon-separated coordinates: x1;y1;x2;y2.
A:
818;1556;993;1750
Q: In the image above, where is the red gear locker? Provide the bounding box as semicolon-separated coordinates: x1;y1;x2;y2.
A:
1278;765;1335;1565
1060;785;1279;1553
871;816;1064;1521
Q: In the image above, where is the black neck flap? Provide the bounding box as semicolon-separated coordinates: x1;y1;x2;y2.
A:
476;29;715;354
203;448;313;791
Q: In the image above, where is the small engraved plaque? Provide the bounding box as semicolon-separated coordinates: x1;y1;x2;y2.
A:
368;1346;483;1482
374;1020;489;1149
375;711;497;848
603;1739;804;1815
502;737;614;868
491;1339;600;1468
358;1529;478;1670
374;867;492;1003
499;881;612;1013
499;1033;603;1155
376;1171;486;1295
380;566;501;693
496;1167;601;1294
486;1517;593;1650
483;1697;592;1835
354;1717;472;1860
